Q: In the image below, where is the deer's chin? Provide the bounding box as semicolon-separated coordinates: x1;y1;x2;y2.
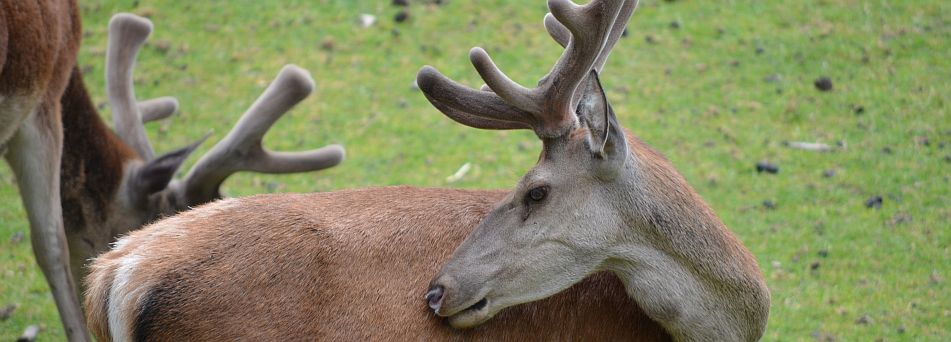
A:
447;298;495;328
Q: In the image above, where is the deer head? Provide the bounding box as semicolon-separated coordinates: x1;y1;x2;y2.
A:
67;14;344;280
419;0;767;339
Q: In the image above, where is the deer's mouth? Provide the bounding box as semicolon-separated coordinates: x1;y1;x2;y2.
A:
446;297;493;328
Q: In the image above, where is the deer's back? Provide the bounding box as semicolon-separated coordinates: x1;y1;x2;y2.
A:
87;186;669;341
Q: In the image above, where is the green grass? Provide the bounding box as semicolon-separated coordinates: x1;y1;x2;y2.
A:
1;0;948;340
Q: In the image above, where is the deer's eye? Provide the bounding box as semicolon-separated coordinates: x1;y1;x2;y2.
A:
526;186;548;203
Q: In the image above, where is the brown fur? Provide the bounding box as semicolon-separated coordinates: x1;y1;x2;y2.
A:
0;0;77;96
0;0;80;140
59;66;143;296
60;67;138;235
86;187;672;341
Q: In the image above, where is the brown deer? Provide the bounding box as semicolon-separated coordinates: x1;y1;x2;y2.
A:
2;5;343;340
84;0;769;341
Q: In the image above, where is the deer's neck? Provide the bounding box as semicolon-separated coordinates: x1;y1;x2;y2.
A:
59;67;137;235
605;133;769;341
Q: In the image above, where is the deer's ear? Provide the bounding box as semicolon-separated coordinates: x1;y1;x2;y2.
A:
576;70;627;178
131;138;204;196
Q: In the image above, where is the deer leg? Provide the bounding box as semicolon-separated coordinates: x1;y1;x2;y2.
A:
5;106;90;342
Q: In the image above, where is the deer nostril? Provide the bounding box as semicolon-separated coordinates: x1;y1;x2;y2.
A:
425;286;444;311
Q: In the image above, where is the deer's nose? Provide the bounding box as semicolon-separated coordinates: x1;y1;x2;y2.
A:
425;285;444;311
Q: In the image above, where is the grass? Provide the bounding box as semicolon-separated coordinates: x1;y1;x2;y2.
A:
1;0;948;340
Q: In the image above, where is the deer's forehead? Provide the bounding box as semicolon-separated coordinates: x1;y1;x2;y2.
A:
539;131;589;161
521;157;584;189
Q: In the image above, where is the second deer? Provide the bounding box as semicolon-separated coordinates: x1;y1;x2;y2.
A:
84;1;769;341
2;6;343;340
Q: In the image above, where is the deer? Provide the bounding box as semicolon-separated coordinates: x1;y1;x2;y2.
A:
1;4;344;340
84;0;769;341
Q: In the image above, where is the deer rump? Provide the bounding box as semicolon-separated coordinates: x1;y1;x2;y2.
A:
85;187;671;341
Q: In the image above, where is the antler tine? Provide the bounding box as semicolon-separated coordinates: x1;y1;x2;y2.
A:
178;64;345;205
544;13;570;48
106;13;157;160
416;66;532;130
469;47;541;114
544;1;637;72
139;96;179;123
591;0;638;73
540;0;625;123
107;14;181;150
418;0;628;138
547;0;637;108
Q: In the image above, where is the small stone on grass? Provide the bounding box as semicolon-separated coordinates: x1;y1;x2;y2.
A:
395;10;409;23
814;77;833;91
0;304;15;321
755;161;779;174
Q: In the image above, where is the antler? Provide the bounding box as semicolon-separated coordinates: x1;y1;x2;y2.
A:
416;0;637;138
106;14;181;160
174;65;345;206
107;13;344;207
543;1;636;73
138;96;179;123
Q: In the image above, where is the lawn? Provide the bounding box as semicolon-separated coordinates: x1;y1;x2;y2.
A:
1;0;948;340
